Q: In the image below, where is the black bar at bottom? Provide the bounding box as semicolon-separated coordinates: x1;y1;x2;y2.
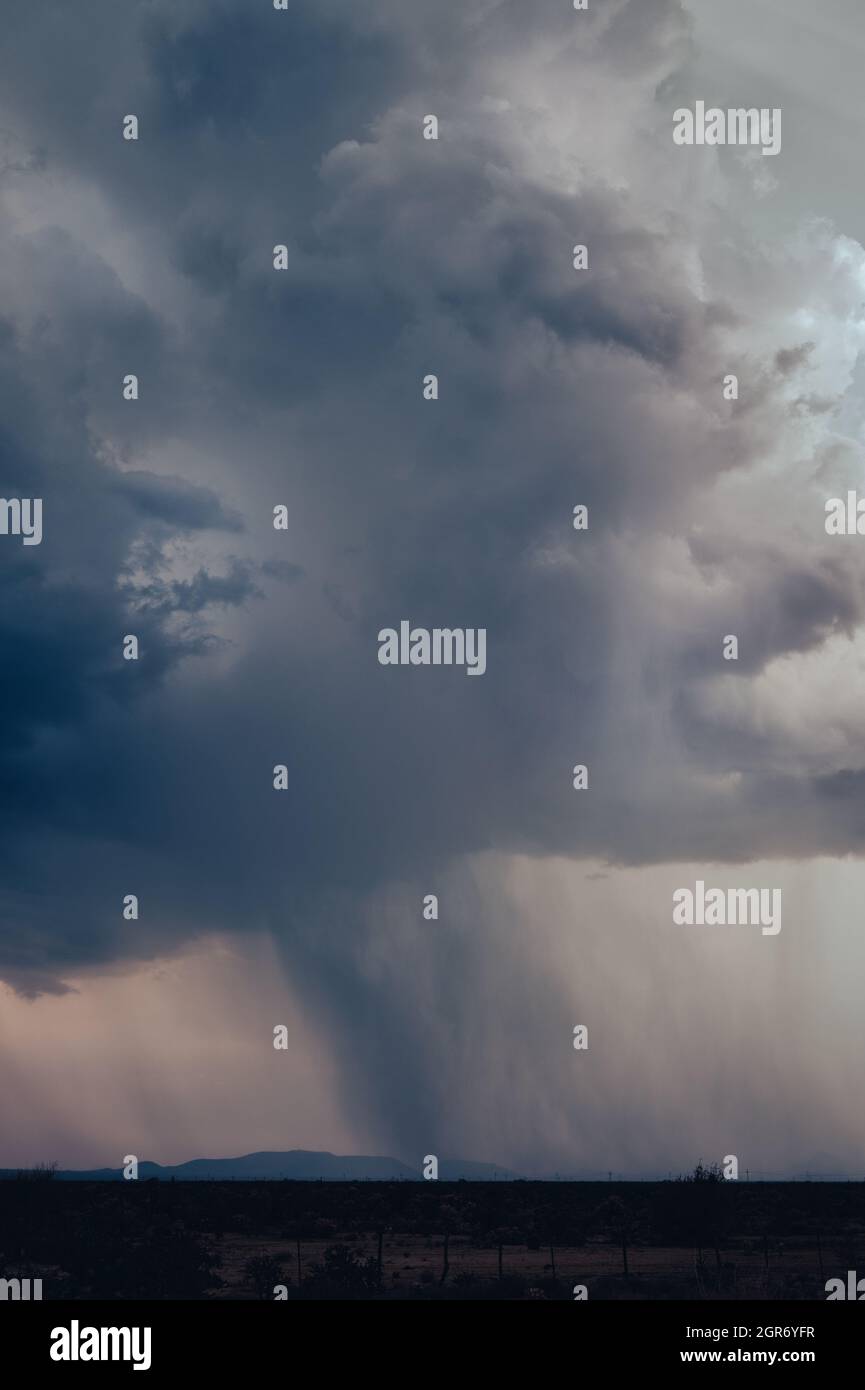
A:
2;1298;858;1375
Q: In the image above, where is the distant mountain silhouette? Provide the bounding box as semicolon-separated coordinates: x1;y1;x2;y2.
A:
1;1151;857;1182
0;1150;518;1181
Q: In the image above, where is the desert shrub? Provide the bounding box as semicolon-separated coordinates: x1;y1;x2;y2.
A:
243;1254;287;1300
303;1244;381;1299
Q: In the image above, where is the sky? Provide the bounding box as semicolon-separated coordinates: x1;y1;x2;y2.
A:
1;0;864;1176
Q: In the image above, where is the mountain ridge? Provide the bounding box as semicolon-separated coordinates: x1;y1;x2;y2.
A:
0;1149;859;1181
0;1150;518;1182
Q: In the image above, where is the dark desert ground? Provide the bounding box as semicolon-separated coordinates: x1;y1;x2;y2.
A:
2;1169;863;1300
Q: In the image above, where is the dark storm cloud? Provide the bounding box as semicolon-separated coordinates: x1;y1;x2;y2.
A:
775;342;815;376
114;471;242;532
133;559;261;615
1;0;864;1164
0;0;836;895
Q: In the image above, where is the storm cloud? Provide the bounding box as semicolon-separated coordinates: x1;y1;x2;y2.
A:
0;0;864;1171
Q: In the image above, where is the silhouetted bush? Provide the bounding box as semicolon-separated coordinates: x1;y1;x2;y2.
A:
303;1244;381;1298
244;1254;287;1300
